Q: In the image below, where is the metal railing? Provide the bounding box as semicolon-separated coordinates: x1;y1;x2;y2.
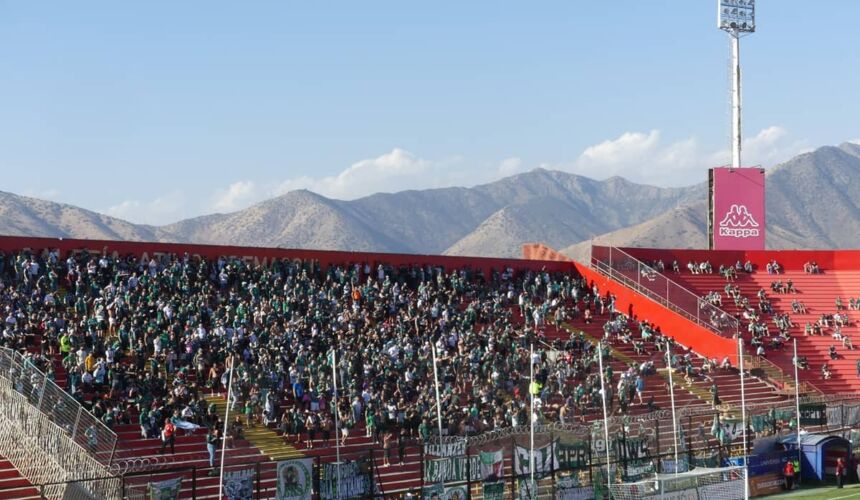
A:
418;398;856;500
591;246;739;338
0;347;118;466
744;355;823;395
0;348;121;499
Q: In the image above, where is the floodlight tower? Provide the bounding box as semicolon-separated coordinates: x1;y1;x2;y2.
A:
718;0;755;168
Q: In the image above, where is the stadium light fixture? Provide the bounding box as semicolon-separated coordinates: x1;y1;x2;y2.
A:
718;0;755;32
718;0;755;169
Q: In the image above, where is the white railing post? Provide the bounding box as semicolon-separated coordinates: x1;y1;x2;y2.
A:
70;407;83;440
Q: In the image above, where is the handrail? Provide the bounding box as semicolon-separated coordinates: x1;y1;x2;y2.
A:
590;246;739;338
590;246;824;398
743;355;822;395
0;348;118;467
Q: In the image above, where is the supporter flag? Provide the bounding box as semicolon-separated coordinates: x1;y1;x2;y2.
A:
482;481;505;500
276;458;313;500
479;450;503;481
148;477;182;500
223;469;255;500
422;483;444;499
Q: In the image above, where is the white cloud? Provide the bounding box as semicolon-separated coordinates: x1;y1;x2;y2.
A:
848;138;860;145
104;191;187;225
96;127;812;225
212;181;257;212
275;148;437;199
568;126;807;186
715;125;807;168
497;157;526;177
577;130;662;168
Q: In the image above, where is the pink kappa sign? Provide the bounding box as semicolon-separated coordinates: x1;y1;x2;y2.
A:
712;167;766;250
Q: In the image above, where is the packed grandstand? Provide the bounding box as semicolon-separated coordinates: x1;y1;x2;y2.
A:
0;237;858;499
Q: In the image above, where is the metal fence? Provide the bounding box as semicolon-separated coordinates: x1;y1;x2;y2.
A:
0;349;121;499
591;246;739;338
418;393;860;499
0;347;118;466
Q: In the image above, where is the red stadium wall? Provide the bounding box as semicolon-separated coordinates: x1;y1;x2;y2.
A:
523;244;739;364
615;247;860;272
0;235;573;277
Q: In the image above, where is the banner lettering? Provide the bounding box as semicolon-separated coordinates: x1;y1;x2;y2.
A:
320;460;373;499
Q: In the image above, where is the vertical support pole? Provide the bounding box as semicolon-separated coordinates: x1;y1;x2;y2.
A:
418;443;426;497
510;438;517;499
256;461;261;499
597;342;612;496
793;337;802;482
666;340;679;474
331;348;341;498
218;354;235;500
420;443;425;492
739;337;750;500
656;419;661;474
465;436;472;500
529;343;535;490
431;342;444;441
731;33;742;169
550;430;556;498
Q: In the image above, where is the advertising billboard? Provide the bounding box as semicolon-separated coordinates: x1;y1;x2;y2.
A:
709;167;766;250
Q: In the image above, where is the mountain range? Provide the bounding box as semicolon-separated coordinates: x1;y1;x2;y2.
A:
2;142;859;262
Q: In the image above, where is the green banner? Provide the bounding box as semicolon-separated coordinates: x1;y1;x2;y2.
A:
517;479;538;500
320;460;373;499
556;441;589;470
483;481;505;500
799;403;827;426
515;441;559;478
423;455;482;483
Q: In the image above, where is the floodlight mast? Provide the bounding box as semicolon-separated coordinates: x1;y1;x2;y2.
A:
718;0;755;169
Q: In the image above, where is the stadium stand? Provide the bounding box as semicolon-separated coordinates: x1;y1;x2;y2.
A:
0;236;802;497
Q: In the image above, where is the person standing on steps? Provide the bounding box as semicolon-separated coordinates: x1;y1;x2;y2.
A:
382;429;394;467
207;429;220;475
159;418;176;454
397;426;406;466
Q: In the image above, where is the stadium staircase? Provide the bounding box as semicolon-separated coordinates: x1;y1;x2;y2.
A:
0;456;39;500
666;269;860;394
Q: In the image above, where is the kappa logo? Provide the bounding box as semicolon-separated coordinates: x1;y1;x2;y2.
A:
718;204;760;238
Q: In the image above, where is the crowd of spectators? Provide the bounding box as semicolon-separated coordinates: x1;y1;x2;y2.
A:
659;256;857;380
0;247;701;460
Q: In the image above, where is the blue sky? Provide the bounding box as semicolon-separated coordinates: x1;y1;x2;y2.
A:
1;1;858;224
